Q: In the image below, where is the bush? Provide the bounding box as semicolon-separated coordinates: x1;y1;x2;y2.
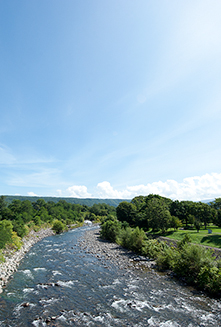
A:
0;250;5;263
33;215;41;226
177;233;191;249
198;266;221;295
118;227;133;248
12;218;28;238
172;243;215;284
100;219;121;242
142;239;167;259
52;220;65;234
156;246;177;271
0;220;13;249
7;231;22;250
129;227;147;253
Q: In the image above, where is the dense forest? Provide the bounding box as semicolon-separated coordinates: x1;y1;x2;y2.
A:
0;195;116;250
4;195;127;207
1;194;221;251
115;194;221;232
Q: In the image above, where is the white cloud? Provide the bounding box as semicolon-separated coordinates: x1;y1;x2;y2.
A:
66;185;92;198
27;192;38;196
95;173;221;201
96;181;131;199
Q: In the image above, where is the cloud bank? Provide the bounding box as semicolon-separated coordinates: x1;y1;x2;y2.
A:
64;173;221;201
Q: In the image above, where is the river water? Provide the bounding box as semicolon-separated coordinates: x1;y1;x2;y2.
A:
0;225;221;327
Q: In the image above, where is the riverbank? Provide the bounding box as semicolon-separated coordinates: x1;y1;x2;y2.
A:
79;226;156;272
0;228;54;293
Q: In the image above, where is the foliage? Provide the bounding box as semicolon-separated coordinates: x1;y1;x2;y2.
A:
0;196;117;249
7;231;23;250
0;250;5;263
52;220;65;234
12;217;28;238
118;226;147;253
4;195;126;208
0;220;13;249
100;219;121;242
116;201;136;225
170;216;182;231
142;239;168;259
152;235;221;295
193;218;201;232
197;266;221;295
177;233;192;249
146;198;171;233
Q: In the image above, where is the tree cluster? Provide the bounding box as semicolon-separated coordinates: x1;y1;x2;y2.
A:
116;194;219;233
0;196;116;248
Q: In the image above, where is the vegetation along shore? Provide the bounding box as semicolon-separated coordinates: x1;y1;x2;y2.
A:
0;228;54;293
1;194;221;297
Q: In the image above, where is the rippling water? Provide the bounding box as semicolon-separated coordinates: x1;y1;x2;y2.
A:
0;225;221;326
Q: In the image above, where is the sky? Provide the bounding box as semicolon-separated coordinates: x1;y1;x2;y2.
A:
0;0;221;201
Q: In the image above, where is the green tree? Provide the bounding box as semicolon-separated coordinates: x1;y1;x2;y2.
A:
170;200;193;227
191;202;216;229
52;220;65;234
146;198;171;233
170;215;182;231
0;220;13;249
100;219;121;242
0;196;7;219
116;202;136;225
12;216;27;238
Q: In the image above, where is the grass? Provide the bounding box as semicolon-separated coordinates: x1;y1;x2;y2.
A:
151;226;221;249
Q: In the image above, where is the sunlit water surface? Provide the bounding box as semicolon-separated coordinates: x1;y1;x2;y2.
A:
0;225;221;326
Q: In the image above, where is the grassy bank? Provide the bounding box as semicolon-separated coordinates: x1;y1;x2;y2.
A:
150;226;221;248
100;219;221;297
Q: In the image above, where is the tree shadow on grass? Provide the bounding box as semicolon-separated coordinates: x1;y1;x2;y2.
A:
201;234;221;248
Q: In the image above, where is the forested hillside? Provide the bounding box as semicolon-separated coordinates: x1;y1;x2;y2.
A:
0;196;117;250
3;195;129;207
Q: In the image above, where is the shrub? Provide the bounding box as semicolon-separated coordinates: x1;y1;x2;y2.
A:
100;219;121;242
12;219;27;238
0;250;5;263
177;233;191;249
52;220;65;234
142;239;167;259
7;231;23;250
33;215;41;226
156;246;177;271
172;243;215;284
129;227;147;253
0;220;13;249
197;266;221;295
118;227;133;248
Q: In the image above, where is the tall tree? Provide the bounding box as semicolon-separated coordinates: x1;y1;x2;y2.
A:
146;197;171;233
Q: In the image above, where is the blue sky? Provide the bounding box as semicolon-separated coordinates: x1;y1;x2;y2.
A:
0;0;221;201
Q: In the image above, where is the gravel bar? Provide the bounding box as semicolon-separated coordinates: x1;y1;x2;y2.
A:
78;226;156;272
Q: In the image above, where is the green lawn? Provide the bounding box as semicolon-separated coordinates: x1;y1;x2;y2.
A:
154;226;221;248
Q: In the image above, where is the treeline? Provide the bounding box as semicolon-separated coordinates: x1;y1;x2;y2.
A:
0;196;116;250
4;195;127;208
116;194;221;232
100;195;221;296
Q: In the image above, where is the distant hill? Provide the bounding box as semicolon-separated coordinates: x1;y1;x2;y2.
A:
3;195;130;207
200;199;215;204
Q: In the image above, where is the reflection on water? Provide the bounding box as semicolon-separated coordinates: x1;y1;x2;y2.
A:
0;225;221;326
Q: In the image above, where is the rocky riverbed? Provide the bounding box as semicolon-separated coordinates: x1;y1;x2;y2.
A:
79;226;156;272
0;228;54;293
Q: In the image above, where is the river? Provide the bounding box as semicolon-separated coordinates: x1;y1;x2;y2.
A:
0;225;220;326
